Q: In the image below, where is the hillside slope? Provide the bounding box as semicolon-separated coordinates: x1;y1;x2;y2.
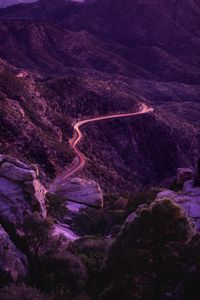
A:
1;0;200;84
0;0;200;191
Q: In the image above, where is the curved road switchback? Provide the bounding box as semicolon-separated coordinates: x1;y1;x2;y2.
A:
63;103;153;179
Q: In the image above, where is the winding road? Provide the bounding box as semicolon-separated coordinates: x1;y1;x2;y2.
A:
63;103;153;179
50;103;153;238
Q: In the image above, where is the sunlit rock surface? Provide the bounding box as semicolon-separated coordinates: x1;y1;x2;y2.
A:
53;223;79;241
53;177;104;208
0;161;36;182
0;155;47;235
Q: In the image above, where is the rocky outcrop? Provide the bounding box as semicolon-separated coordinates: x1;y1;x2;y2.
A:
157;180;200;230
0;155;47;235
0;225;28;282
52;177;103;208
177;168;194;185
0;161;36;182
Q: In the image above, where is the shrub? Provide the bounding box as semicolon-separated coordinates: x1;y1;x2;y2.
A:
23;212;54;257
71;237;107;273
46;193;68;221
125;188;159;213
0;70;27;100
71;207;125;236
169;180;183;192
35;251;88;296
70;237;108;298
0;283;49;300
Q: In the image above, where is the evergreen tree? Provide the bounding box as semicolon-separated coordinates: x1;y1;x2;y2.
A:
101;199;193;300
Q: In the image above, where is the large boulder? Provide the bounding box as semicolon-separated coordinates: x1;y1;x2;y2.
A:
0;225;28;282
0;162;36;182
53;177;104;208
0;155;47;235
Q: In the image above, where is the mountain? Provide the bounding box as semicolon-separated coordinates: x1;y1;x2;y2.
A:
0;0;200;191
0;0;85;9
1;0;200;84
0;0;37;8
1;2;200;300
0;20;157;78
63;0;200;75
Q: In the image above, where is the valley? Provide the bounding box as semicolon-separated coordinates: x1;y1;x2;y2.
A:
0;1;200;300
0;0;199;192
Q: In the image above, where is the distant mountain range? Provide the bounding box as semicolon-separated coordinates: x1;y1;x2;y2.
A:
0;0;37;8
0;0;85;8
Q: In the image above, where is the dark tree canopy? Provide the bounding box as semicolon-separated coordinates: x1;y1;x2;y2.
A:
101;199;193;300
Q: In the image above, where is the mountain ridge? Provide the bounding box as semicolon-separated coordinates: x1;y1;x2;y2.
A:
0;0;200;191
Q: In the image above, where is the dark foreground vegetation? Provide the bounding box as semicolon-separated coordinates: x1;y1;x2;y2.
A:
1;192;200;300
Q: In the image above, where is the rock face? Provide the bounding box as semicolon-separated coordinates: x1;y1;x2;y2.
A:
53;177;104;208
157;180;200;230
0;155;47;235
0;162;36;182
53;223;79;242
0;225;28;282
177;168;194;185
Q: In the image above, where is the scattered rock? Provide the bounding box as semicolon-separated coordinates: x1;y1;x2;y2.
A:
53;177;104;208
67;201;87;213
156;190;176;199
53;223;79;241
0;225;28;282
157;180;200;230
177;168;194;185
183;180;200;196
